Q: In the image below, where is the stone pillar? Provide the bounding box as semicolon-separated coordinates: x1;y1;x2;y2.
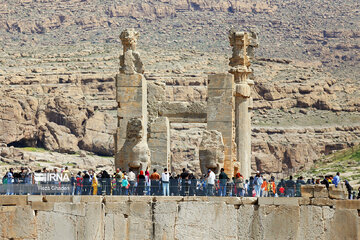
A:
229;30;252;180
207;73;236;176
114;73;148;152
114;29;150;172
148;117;170;172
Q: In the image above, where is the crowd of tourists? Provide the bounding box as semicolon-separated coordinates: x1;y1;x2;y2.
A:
1;166;359;199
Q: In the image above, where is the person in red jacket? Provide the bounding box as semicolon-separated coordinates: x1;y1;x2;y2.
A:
75;171;83;195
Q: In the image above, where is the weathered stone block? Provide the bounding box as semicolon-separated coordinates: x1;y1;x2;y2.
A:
207;196;240;205
311;197;335;206
327;209;360;240
207;121;233;133
80;195;103;203
208;73;234;89
37;210;77;240
27;195;44;202
154;196;184;202
322;205;335;221
183;196;207;201
235;83;251;97
116;73;143;87
72;195;81;203
237;204;256;239
148;81;166;103
224;197;243;205
149;131;169;139
129;196;153;203
336;200;360;210
199;129;225;175
207;105;233;122
0;196;359;239
328;185;346;199
241;197;258;204
28;195;45;203
116;86;144;103
154;201;178;239
77;202;104;239
258;197;274;205
31;201;54;211
43;195;72;202
148;117;170;171
313;185;329;198
115;122;129;142
0;195;27;206
273;197;299;206
175;202;238;239
258;205;300;239
301;185;314;198
297;205;325;239
298;197;311;205
104;196;130;203
104;201;129;214
128;201;152;239
150;117;170;133
159;101;206;119
53;202;86;216
207;88;234;99
104;210;128;239
117;101;145;118
0;205;37;239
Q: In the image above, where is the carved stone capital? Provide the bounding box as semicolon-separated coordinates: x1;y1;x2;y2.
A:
228;30;250;69
235;83;251;98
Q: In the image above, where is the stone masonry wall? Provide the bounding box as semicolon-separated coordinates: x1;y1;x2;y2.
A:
0;195;359;240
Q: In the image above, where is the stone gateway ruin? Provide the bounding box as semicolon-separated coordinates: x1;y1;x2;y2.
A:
115;29;257;178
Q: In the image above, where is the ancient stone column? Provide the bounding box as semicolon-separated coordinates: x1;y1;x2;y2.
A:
228;30;252;180
207;73;236;176
114;29;150;173
148;117;170;172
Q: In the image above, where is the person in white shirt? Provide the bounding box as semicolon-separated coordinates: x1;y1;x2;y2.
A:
161;168;170;196
127;169;136;195
206;169;216;196
145;171;151;195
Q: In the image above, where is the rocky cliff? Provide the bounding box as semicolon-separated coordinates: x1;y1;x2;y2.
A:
0;0;359;175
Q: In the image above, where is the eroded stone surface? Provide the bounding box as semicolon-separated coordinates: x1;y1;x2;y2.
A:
0;196;359;240
199;130;225;175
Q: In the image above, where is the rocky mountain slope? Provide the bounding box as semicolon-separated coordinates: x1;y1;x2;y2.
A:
1;0;358;77
0;0;359;175
298;145;360;187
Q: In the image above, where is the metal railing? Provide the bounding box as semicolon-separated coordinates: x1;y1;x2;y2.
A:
0;180;305;197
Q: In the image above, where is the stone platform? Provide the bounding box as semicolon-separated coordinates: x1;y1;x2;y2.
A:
0;195;359;240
